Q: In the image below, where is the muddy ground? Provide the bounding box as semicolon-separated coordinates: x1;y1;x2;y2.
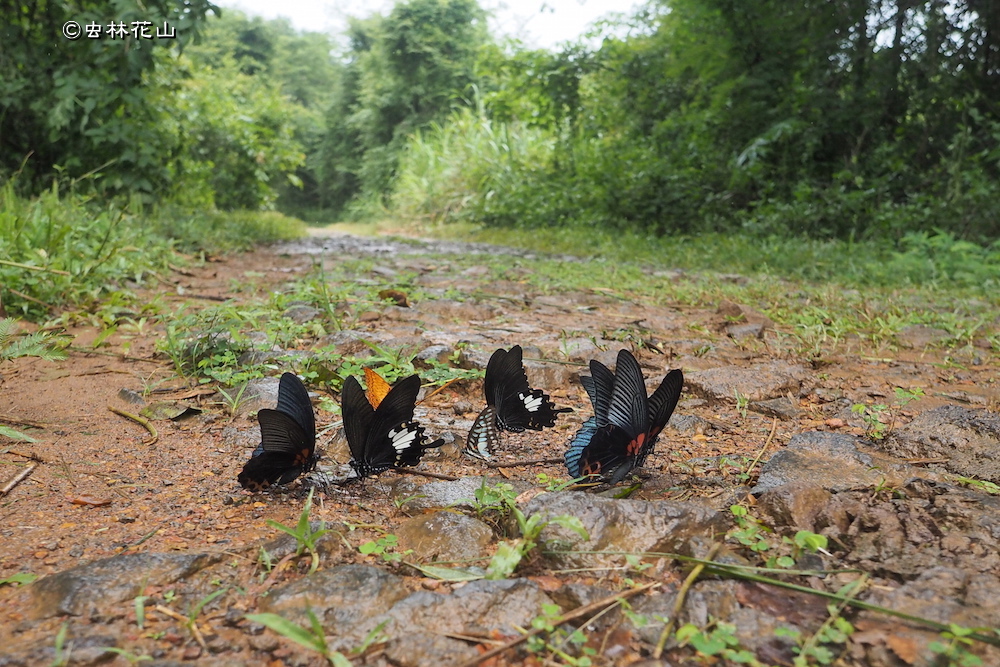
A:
1;231;998;666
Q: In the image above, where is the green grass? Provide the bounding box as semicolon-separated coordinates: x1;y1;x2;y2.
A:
334;223;998;358
0;180;308;320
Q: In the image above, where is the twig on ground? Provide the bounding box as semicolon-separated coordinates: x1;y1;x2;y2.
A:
396;468;459;481
745;417;778;479
486;457;564;468
0;464;37;497
107;405;158;445
653;542;722;658
456;582;660;667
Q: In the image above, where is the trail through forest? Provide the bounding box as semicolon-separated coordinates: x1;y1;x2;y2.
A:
1;232;999;666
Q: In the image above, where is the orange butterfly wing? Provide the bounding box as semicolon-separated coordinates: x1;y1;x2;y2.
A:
363;367;391;408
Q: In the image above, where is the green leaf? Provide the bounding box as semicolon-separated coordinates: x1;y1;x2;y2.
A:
245;613;325;652
485;541;523;580
0;425;37;442
407;563;485;581
0;572;38;586
547;515;589;541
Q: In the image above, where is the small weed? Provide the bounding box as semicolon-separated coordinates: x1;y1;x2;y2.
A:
49;622;71;667
0;572;38;587
246;608;352;666
266;489;331;574
929;623;985;667
675;621;763;666
734;390;750;418
217;383;251;418
852;386;924;440
727;505;771;555
359;534;412;563
96;648;152;664
955;477;1000;495
484;496;587;580
525;603;596;666
536;472;577;492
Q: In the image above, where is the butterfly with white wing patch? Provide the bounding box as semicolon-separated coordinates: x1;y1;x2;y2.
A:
342;373;444;479
465;345;572;459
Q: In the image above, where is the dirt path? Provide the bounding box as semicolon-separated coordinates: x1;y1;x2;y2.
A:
1;233;998;665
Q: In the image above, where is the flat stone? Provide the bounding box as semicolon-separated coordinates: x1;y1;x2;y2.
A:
523;491;729;568
414;344;452;366
260;564;408;632
283;305;322;324
755;483;833;532
32;552;220;618
880;405;1000;482
394;512;494;562
750;397;803;420
897;325;951;349
752;432;883;494
685;362;807;403
390;477;532;511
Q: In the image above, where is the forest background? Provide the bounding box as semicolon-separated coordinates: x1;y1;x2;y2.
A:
2;0;1000;321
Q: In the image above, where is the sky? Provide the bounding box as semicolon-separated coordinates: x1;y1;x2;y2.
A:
216;0;643;50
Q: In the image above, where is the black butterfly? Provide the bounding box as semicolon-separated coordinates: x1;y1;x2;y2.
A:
565;350;683;484
465;345;572;459
342;373;444;478
238;373;317;490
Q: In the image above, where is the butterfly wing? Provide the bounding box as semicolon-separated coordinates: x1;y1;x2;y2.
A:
585;359;616;427
363;367;392;408
486;345;572;432
574;423;638;484
607;350;649;439
465;405;500;460
635;368;683;467
564;416;598;477
238;408;315;490
342;375;376;468
350;374;439;477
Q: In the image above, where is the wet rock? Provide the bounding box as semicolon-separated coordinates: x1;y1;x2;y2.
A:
855;568;1000;667
417;299;501;321
387;578;554;636
394;512;494;562
382;633;479;666
390;477;532;511
6;633;119;667
717;300;774;329
668;414;711;435
282;305;321;324
523;491;729;568
755;483;833;533
749;397;803;420
897;324;951;349
32;553;221;618
813;478;1000;578
260;564;408;631
751;432;883;495
522;359;580;390
117;388;145;405
881;405;1000;482
313;330;392;356
685;362;807;403
413;344;452;366
725;322;767;339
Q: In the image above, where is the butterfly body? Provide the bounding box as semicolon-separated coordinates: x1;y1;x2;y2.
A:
465;345;572;459
565;350;683;483
238;373;317;491
343;373;443;479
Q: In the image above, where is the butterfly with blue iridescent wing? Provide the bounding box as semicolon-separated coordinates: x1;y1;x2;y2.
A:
565;350;683;484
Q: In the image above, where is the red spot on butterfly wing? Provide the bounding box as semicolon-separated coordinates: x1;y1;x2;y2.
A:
626;432;646;455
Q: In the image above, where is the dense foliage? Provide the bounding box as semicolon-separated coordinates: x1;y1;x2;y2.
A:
3;0;1000;242
392;0;1000;242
